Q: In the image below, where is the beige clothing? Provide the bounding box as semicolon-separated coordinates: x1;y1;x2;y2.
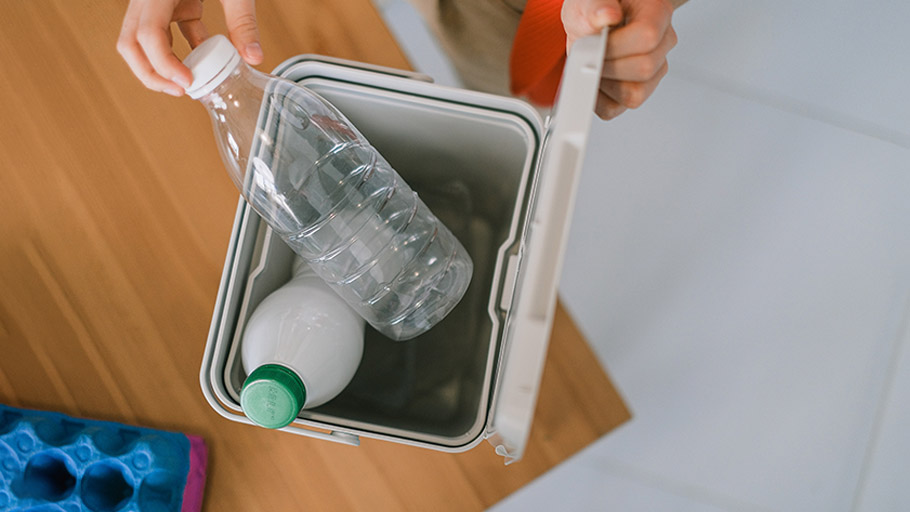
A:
407;0;526;96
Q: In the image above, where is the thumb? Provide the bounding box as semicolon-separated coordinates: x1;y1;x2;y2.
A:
562;0;623;49
222;0;263;65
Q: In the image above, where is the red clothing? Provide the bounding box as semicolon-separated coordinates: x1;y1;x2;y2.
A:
510;0;566;106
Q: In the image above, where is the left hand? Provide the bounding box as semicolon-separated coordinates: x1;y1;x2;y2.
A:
562;0;677;120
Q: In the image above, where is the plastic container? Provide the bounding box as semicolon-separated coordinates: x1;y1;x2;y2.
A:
241;257;365;428
201;30;608;464
185;35;473;341
0;403;207;512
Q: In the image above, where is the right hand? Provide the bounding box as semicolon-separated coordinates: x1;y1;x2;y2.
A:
117;0;263;96
562;0;677;120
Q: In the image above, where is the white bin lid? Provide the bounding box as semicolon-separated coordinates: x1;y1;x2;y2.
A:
486;28;608;464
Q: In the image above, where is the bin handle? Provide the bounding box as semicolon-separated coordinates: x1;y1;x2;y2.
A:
200;378;361;446
283;424;361;446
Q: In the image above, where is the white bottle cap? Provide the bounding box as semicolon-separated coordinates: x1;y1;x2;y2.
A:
183;35;242;99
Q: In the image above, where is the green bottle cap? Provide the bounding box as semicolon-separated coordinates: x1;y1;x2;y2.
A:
240;364;307;429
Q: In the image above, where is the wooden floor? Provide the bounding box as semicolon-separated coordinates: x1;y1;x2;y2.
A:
0;1;630;510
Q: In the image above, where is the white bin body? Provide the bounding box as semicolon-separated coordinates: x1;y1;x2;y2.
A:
201;31;606;463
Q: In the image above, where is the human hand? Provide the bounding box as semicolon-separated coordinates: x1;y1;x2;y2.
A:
562;0;677;119
117;0;263;96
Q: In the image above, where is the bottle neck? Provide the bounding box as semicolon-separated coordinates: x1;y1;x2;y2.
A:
196;63;262;109
193;61;271;191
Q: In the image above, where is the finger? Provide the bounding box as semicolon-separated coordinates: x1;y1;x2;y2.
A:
605;0;674;59
173;0;204;21
117;38;185;96
601;25;676;81
136;4;193;88
178;19;210;48
562;0;622;50
222;0;263;64
594;92;627;120
598;60;669;110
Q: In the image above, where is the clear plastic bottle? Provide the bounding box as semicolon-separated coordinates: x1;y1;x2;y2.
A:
241;257;365;429
184;35;473;340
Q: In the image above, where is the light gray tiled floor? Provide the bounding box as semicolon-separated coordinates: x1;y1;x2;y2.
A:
520;73;910;512
667;1;910;149
374;1;910;510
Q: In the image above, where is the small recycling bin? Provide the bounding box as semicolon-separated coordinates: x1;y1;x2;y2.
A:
201;30;607;464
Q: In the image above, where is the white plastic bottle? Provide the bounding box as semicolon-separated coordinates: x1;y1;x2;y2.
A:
240;257;365;429
183;35;473;341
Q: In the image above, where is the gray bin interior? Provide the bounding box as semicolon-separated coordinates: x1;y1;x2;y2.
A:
216;73;539;449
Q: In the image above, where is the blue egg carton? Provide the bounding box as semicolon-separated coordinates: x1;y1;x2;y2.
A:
0;404;206;512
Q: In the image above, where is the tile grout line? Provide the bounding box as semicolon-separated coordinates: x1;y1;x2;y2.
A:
849;291;910;511
670;64;910;150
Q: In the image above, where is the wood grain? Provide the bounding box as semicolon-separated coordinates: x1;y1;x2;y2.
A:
0;1;630;510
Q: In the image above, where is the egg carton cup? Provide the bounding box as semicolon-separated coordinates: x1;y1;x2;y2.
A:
0;404;207;512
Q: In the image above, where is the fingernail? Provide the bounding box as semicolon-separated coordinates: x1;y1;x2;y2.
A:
245;42;263;62
164;87;183;97
173;75;192;88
